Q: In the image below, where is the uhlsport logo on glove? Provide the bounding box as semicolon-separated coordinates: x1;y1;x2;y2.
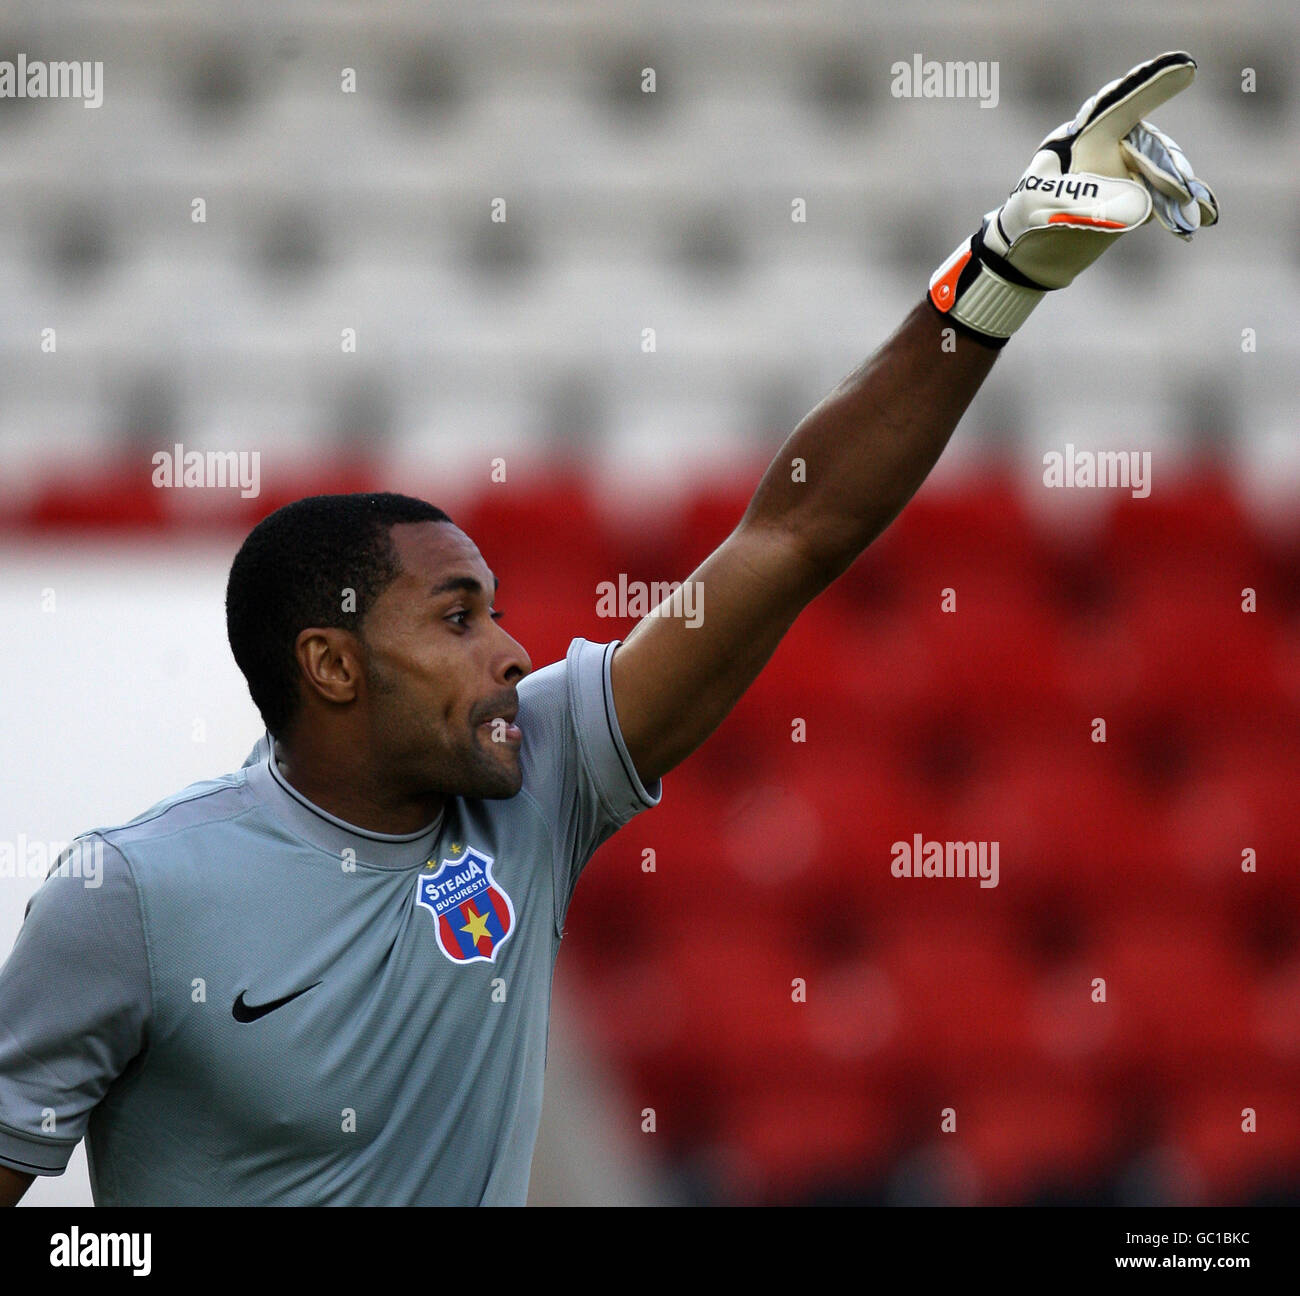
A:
1011;176;1101;201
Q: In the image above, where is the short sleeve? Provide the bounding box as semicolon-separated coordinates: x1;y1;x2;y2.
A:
516;638;662;922
0;836;151;1175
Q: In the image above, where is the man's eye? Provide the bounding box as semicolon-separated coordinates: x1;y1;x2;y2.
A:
445;608;503;628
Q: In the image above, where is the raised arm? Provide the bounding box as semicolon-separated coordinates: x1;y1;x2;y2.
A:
612;51;1218;787
613;302;993;783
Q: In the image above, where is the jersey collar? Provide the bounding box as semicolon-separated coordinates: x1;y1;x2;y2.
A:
244;738;446;871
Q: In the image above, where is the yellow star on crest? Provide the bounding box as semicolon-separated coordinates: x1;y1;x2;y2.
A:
450;843;464;855
460;905;491;947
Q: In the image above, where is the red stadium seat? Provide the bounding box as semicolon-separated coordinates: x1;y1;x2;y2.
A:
1089;916;1260;1077
960;1082;1117;1204
706;1083;894;1204
1164;1084;1300;1204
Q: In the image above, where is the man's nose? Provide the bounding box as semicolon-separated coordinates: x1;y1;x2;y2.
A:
494;625;531;682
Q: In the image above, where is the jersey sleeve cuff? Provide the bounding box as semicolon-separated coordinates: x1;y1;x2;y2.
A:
0;1115;78;1175
566;638;662;827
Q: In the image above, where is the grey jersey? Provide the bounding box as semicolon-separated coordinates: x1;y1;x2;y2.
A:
0;637;660;1205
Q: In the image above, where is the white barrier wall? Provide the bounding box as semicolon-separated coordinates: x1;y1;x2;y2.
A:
0;541;262;1205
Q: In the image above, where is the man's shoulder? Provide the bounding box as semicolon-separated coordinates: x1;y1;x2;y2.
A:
26;760;261;931
516;638;587;704
89;760;257;858
513;639;601;781
515;637;616;727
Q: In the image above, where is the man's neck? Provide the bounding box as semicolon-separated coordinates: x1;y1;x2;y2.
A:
272;740;445;837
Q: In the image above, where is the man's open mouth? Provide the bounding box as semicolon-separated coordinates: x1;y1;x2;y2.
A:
477;712;522;745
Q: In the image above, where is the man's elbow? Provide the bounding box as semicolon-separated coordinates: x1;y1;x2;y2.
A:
736;516;857;603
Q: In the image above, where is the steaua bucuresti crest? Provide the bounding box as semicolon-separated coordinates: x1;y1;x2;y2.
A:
415;846;516;965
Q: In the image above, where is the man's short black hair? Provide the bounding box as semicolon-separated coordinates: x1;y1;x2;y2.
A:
226;492;452;739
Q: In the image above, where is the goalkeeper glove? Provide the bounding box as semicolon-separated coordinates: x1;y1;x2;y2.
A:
928;50;1219;348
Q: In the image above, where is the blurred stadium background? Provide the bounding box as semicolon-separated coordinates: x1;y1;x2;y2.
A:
2;0;1298;1206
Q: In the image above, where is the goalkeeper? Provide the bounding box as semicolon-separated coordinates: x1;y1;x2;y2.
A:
0;52;1216;1206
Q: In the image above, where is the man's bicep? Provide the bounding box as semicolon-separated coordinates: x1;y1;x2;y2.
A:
610;522;821;785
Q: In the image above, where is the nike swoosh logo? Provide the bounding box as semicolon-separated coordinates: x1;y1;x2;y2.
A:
232;981;322;1023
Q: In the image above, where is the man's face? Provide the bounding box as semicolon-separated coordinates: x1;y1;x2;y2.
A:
357;521;532;799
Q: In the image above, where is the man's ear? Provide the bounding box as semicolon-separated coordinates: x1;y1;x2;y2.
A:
294;627;365;708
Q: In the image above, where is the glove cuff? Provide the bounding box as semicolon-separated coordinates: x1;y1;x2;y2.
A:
928;233;1046;345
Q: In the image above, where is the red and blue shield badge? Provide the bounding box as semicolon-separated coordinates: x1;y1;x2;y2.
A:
416;846;516;965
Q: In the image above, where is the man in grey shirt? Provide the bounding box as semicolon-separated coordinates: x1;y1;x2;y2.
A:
0;51;1215;1205
0;500;661;1206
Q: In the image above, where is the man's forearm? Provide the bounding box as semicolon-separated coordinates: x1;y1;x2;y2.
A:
741;300;997;589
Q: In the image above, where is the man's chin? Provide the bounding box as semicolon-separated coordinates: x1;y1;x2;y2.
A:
462;730;522;796
464;750;523;800
475;762;523;799
479;779;522;800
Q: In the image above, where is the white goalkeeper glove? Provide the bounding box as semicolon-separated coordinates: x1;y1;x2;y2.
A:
928;50;1219;348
